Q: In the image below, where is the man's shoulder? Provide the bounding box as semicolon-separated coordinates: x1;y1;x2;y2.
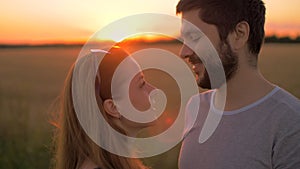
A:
269;88;300;132
272;87;300;114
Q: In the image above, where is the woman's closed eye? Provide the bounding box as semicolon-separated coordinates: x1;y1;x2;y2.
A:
140;80;146;88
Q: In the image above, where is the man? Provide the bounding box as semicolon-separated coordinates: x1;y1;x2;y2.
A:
176;0;300;168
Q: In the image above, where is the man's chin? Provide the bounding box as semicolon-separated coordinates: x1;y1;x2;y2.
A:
197;77;212;89
198;83;212;90
197;71;228;90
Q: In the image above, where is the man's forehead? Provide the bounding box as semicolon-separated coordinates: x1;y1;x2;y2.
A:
180;20;204;36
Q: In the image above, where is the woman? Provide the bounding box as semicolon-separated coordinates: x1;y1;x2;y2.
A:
53;46;154;169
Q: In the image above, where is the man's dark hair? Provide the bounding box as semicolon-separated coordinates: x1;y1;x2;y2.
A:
177;0;266;55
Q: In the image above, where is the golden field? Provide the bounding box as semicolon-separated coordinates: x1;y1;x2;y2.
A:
0;43;299;169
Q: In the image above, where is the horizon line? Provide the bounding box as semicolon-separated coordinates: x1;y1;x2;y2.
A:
1;35;300;47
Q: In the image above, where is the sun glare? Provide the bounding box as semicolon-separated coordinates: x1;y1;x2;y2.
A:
0;0;299;45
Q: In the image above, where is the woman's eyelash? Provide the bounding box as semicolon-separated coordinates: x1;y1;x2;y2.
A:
140;81;146;88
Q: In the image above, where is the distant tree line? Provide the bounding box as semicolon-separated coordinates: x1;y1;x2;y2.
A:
264;35;300;43
1;35;300;48
156;35;300;44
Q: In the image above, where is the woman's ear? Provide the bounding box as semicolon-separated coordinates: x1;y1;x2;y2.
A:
229;21;250;50
103;99;121;119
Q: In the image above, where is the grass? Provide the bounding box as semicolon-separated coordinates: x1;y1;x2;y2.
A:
0;43;299;169
0;47;78;169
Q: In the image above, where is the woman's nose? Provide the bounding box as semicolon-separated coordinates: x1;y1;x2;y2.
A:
146;82;156;94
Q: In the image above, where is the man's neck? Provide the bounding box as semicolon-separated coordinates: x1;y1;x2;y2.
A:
214;67;275;111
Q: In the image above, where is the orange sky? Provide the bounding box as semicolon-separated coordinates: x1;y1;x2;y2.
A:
0;0;300;45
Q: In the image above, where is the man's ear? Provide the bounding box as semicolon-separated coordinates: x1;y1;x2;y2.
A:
103;99;121;118
229;21;250;50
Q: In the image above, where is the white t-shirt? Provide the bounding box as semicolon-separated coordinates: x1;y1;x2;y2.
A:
179;86;300;169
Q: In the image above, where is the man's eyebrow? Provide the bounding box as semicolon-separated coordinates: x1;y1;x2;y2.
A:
181;27;199;37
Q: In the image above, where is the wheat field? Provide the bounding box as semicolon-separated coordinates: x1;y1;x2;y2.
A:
0;43;299;169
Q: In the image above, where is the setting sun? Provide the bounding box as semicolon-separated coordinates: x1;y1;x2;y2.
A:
0;0;299;44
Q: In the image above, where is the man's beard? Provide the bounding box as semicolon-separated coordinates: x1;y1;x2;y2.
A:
198;41;238;89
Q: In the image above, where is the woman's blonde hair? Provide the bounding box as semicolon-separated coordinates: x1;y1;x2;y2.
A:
52;47;149;169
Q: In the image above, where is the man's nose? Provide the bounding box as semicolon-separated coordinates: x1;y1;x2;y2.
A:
180;44;194;59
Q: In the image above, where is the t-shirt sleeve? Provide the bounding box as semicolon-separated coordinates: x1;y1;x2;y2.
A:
272;108;300;169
